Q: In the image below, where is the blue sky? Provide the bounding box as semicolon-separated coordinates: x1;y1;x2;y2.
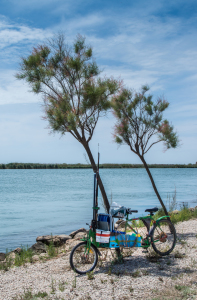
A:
0;0;196;164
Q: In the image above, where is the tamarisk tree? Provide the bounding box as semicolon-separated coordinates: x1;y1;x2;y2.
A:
112;85;179;215
16;34;121;213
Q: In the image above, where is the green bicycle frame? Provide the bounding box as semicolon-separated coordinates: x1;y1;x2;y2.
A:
81;214;170;252
122;213;170;248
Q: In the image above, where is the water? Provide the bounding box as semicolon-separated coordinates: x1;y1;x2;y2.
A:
0;168;196;252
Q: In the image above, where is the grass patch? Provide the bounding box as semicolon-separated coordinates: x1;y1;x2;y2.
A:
154;206;197;224
146;248;161;263
59;281;67;292
174;250;185;259
13;289;48;299
47;236;58;258
50;278;56;294
15;246;33;266
151;283;197;300
131;269;141;278
111;248;124;265
101;279;107;283
86;271;94;280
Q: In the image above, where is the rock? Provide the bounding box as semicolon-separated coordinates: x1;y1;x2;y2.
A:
172;210;179;214
189;207;195;212
7;252;16;260
0;253;6;261
32;255;40;262
39;253;48;259
69;228;87;238
65;239;80;249
58;234;72;244
74;232;87;240
29;242;47;254
13;247;22;254
36;235;71;246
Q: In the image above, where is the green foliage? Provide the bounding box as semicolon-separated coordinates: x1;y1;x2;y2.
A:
16;34;121;144
58;281;67;292
112;86;179;215
0;163;197;169
47;235;58;258
112;86;179;155
154;206;197;224
15;246;33;266
12;289;48;300
86;271;94;280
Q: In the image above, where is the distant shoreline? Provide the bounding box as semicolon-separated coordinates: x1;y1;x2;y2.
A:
0;163;197;169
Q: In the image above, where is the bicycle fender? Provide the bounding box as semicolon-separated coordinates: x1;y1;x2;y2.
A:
155;216;170;223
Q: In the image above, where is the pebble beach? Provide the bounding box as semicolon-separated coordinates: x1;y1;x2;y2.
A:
0;219;197;300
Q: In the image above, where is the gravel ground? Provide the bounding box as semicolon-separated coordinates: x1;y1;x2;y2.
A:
0;219;197;300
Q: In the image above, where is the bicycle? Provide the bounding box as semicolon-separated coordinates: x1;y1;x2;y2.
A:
69;156;176;275
70;205;176;275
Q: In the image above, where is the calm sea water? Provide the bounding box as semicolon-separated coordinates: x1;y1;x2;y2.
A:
0;168;196;252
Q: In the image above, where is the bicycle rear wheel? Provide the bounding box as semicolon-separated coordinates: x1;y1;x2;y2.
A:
151;219;176;256
69;241;98;275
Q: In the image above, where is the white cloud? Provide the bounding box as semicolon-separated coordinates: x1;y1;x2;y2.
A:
0;70;40;105
0;16;52;65
0;18;51;47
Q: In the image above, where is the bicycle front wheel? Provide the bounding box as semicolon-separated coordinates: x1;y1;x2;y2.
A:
69;241;98;275
151;219;176;256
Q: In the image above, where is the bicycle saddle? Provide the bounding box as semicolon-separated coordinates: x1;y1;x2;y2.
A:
145;207;158;213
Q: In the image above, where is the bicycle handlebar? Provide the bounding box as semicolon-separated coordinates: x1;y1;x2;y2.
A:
126;208;138;214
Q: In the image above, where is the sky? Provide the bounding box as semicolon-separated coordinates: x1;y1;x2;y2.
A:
0;0;196;164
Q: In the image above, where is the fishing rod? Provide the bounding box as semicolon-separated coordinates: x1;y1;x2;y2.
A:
92;146;100;231
95;150;100;213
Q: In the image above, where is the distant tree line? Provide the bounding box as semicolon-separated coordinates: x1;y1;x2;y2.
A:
0;163;196;169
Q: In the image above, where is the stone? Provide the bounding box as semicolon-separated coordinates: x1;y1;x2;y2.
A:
74;232;87;240
36;235;71;246
0;253;6;261
32;255;40;262
69;228;87;238
29;242;47;254
39;253;48;259
172;210;179;214
58;234;72;244
189;207;195;212
7;252;16;260
65;239;80;249
13;247;22;254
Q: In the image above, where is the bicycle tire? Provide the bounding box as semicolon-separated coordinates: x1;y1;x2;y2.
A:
69;241;98;275
151;219;176;256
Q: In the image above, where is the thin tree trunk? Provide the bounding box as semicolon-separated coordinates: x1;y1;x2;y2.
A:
139;155;169;216
83;142;110;213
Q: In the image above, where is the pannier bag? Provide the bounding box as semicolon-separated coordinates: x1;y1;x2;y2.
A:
97;213;113;231
109;233;141;248
96;230;110;243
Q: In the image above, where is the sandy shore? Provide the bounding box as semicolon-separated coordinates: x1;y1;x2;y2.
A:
0;219;197;300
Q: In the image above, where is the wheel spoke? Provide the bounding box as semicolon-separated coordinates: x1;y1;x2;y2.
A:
152;220;176;255
70;242;98;274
